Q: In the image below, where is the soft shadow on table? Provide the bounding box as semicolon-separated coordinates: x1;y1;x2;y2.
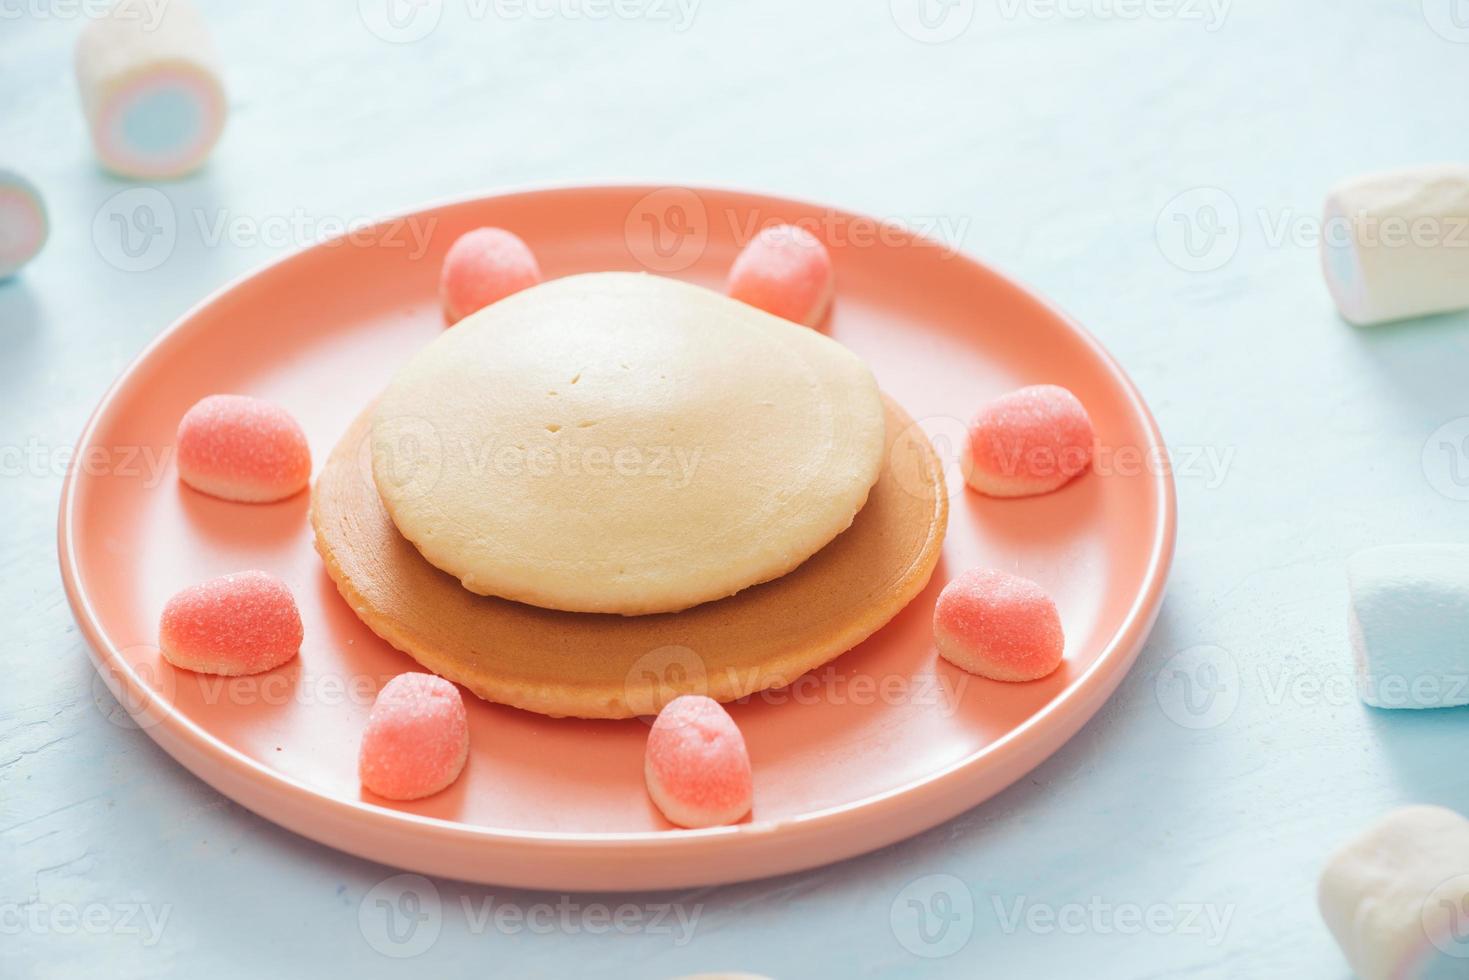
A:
1345;309;1469;412
1363;704;1469;810
176;481;311;547
0;279;45;352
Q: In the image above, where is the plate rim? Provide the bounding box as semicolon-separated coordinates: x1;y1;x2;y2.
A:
58;181;1178;884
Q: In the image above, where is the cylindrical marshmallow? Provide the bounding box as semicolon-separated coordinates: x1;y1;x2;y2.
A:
74;0;227;180
0;169;47;279
1319;805;1469;979
1348;544;1469;710
1321;164;1469;326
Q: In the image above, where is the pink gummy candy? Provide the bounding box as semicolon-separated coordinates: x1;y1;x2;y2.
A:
933;568;1065;682
726;224;834;327
644;695;753;829
359;673;469;801
176;394;312;503
439;227;542;324
159;570;303;676
964;384;1094;498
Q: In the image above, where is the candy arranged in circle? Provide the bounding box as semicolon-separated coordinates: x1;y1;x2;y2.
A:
359;672;470;801
176;394;312;503
372;272;887;616
313;394;947;719
59;182;1179;888
0;169;48;279
933;568;1064;682
644;695;753;828
159;570;302;676
727;223;834;327
74;0;227;179
963;384;1094;498
439;227;542;324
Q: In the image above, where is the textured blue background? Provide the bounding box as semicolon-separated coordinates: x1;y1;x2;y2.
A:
4;1;1469;976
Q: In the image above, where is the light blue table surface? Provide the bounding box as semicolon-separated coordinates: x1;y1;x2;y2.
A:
5;1;1469;976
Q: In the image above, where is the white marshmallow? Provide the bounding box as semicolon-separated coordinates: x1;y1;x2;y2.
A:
0;169;47;279
1321;164;1469;326
1348;544;1469;709
74;0;226;179
1320;806;1469;980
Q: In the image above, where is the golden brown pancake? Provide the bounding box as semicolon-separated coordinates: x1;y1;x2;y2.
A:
370;273;887;616
311;396;947;719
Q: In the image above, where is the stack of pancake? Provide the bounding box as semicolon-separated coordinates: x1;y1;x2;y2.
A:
310;272;948;719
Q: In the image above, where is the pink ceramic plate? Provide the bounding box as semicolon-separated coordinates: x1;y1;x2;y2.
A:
59;185;1176;890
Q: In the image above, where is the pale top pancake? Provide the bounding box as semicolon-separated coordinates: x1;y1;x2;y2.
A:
313;395;948;719
370;272;886;616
